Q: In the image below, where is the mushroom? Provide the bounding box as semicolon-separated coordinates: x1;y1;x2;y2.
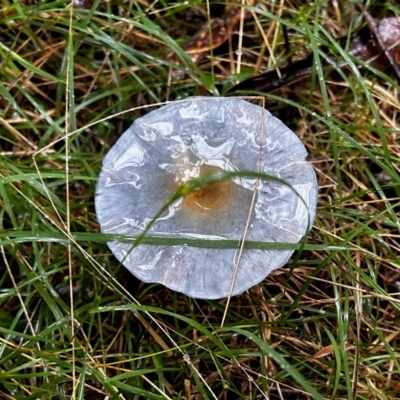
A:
95;97;318;299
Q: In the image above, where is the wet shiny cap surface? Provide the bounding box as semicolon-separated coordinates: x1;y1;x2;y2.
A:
95;97;318;299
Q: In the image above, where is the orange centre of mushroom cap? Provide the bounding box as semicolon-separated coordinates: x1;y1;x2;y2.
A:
182;165;233;213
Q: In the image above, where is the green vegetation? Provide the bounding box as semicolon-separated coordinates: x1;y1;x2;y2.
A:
1;0;399;398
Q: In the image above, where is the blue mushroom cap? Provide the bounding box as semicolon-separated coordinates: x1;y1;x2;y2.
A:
95;97;318;299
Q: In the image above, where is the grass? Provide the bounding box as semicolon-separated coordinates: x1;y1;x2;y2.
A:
1;0;400;399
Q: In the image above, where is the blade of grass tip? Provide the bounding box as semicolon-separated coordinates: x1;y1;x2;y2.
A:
0;41;62;84
0;87;39;137
324;327;343;399
329;262;353;400
0;176;19;229
352;239;361;400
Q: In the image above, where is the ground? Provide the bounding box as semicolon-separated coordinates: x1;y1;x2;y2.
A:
0;1;400;399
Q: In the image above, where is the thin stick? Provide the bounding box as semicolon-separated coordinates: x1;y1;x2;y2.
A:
221;96;265;327
66;3;76;399
235;0;246;76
